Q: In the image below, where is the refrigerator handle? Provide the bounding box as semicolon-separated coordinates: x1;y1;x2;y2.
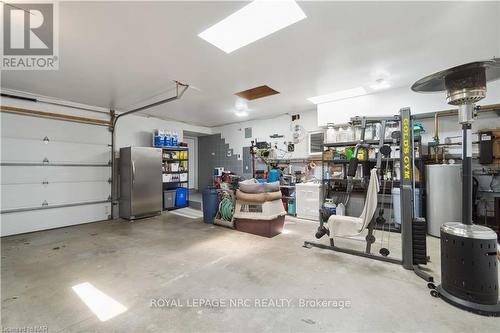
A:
132;160;136;184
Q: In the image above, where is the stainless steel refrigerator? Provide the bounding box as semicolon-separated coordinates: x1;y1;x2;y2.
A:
119;147;162;220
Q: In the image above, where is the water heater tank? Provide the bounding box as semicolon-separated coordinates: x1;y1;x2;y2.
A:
425;164;462;237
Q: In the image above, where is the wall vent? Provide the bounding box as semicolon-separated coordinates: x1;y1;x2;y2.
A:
244;127;252;138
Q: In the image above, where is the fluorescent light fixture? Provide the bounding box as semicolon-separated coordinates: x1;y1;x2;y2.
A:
72;282;127;321
307;87;368;104
198;0;307;53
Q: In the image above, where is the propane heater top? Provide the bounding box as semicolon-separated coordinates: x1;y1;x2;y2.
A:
411;58;500;106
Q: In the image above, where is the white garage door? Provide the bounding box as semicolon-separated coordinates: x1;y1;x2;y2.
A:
1;112;112;236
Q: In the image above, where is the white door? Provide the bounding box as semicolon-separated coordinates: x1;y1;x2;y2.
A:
1;112;112;236
183;136;197;190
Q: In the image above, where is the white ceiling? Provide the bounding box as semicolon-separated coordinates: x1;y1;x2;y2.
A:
2;1;499;127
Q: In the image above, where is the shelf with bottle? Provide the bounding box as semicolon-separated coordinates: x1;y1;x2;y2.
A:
162;161;188;171
162;149;188;160
163;181;188;184
162;170;189;183
162;147;188;151
323;139;422;161
153;129;180;148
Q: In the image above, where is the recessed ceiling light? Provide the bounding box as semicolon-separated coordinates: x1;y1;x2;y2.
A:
198;0;307;53
307;87;368;104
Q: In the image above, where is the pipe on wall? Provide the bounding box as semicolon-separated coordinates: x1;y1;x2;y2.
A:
413;103;500;120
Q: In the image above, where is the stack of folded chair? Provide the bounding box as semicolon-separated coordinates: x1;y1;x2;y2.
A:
233;179;286;238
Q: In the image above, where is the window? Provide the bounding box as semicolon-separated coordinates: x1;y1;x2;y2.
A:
308;131;324;155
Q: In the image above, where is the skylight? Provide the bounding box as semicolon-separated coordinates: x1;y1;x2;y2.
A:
198;0;307;53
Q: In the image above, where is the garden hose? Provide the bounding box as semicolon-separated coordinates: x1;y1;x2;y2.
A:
218;193;234;221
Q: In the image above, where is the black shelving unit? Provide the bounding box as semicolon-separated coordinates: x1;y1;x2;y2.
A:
321;136;424;232
162;147;189;210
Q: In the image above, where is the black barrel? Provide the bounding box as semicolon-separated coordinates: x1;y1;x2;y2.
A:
440;223;498;305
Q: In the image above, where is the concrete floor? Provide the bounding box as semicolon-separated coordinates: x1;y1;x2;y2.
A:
1;214;499;332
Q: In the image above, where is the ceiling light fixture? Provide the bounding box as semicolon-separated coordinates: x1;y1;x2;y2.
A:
235;98;249;111
198;0;307;53
307;87;368;105
235;110;249;117
369;79;391;91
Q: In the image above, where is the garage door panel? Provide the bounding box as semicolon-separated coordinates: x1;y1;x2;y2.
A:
0;113;110;145
1;110;112;235
1;166;111;184
2;182;110;210
0;203;111;236
1;138;110;164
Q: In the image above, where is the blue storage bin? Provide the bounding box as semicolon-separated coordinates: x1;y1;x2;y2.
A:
175;187;188;207
268;169;280;182
154;135;163;147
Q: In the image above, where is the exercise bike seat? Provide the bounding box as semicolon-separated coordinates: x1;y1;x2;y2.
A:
327;168;380;238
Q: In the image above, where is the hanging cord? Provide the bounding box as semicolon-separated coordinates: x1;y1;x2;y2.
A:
380;176;394;250
379;159;393;257
376;153;391;253
377;160;389;240
386;186;394;252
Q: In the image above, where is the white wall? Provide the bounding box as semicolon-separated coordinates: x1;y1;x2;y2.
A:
1;94;212;224
212;109;318;160
317;81;500;126
0;95;212;152
114;114;211;152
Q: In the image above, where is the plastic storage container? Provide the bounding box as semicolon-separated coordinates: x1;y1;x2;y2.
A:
172;132;178;147
392;187;421;225
163;190;176;210
268;169;280;182
287;199;296;215
202;186;219;224
296;182;322;221
175;187;188;207
336;203;345;216
326;123;336;143
323;199;336;215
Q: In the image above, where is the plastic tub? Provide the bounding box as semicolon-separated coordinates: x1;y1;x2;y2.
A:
268;169;280;182
234;215;285;238
175;187;188;207
392;187;421;225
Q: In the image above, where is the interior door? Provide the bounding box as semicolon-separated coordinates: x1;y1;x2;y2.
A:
184;136;197;190
130;147;162;216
